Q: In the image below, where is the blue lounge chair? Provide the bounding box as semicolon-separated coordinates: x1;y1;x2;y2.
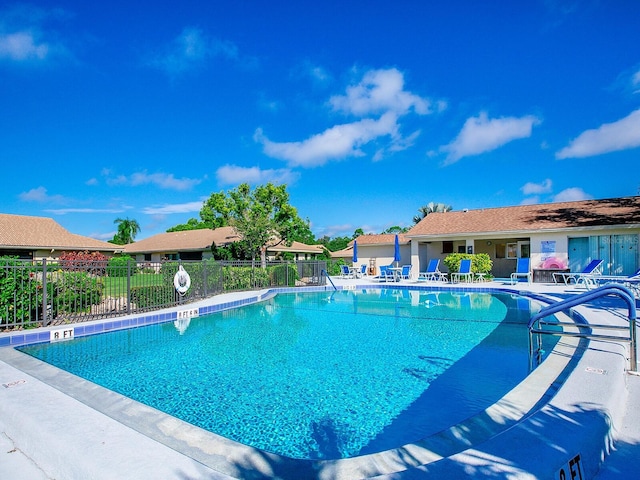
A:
451;259;473;283
418;259;447;282
553;259;603;286
510;258;532;284
587;266;640;294
340;265;352;278
399;264;412;280
377;265;391;282
359;264;368;278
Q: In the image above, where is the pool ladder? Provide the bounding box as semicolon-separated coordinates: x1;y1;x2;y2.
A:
528;284;637;373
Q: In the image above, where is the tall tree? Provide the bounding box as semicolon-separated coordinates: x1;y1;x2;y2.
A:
111;217;141;244
166;218;208;232
200;183;309;264
413;202;452;224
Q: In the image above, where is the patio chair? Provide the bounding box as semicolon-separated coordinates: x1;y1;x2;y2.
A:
586;266;640;293
451;259;473;283
377;265;391;282
417;259;447;282
510;258;532;284
359;264;368;278
399;264;412;280
340;264;352;279
553;259;603;286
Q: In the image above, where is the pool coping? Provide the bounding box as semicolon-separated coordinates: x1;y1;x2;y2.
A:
0;283;634;479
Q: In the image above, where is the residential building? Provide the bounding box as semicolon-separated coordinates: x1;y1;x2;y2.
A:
0;213;122;260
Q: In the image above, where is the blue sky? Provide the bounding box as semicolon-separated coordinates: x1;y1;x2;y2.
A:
2;1;639;241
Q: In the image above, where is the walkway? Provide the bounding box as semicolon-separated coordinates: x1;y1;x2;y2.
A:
1;280;638;479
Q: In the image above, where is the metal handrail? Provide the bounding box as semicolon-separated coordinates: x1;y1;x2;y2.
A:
528;284;637;373
321;269;337;291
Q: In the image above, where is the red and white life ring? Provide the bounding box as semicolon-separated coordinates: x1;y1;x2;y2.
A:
173;265;191;295
542;257;566;269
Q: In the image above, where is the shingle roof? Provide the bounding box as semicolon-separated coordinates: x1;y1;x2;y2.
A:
123;226;241;253
408;196;640;237
267;240;324;255
353;233;410;245
0;214;120;251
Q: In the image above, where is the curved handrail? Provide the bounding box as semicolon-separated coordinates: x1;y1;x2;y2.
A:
528;283;637;371
321;269;337;291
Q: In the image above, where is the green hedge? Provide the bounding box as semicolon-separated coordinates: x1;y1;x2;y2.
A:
51;271;103;314
0;257;42;327
443;253;493;276
131;285;175;309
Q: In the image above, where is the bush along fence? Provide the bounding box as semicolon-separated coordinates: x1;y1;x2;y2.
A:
0;256;327;331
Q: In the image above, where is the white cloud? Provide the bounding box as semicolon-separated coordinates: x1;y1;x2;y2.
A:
45;208;125;214
0;5;71;64
329;68;431;116
102;170;202;190
255;112;399;167
149;27;238;76
19;186;65;203
216;165;300;185
142;201;205;215
129;172;202;190
555;109;640;159
553;188;592;202
521;178;553;195
256;68;434;166
441;112;541;165
0;31;48;60
633;69;640;90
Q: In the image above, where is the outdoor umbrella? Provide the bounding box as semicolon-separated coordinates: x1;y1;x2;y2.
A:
394;234;401;266
352;240;358;264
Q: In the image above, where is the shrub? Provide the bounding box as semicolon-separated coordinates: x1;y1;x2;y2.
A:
443;253;493;276
51;271;103;315
0;256;43;327
131;285;175;309
107;255;135;277
269;263;298;286
59;251;108;276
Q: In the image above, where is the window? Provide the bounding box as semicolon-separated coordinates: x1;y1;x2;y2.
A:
506;243;518;259
442;241;453;254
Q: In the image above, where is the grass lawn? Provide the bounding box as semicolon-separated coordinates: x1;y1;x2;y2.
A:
102;273;166;297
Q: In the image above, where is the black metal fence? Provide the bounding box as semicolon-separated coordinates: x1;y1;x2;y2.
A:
0;258;326;331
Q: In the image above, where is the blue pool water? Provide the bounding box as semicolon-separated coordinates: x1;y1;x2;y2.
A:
19;289;548;460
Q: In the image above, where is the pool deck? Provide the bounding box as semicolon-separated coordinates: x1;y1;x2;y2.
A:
1;279;638;479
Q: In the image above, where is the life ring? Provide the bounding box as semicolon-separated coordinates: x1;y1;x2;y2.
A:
542;257;566;269
173;265;191;295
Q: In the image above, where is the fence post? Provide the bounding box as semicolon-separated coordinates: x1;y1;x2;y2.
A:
203;259;208;297
41;259;49;327
126;260;132;314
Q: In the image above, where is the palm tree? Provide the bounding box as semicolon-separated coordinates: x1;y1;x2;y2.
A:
112;217;141;244
413;202;452;224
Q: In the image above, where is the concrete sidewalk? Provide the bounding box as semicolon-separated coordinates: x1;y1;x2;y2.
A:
1;282;638;479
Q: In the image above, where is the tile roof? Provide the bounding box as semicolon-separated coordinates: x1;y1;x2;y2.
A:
408;196;640;237
0;214;120;251
123;227;241;253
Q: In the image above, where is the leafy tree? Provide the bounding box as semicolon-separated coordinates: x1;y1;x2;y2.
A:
382;225;408;234
111;217;141;244
166;218;208;232
200;183;306;265
413;202;452;224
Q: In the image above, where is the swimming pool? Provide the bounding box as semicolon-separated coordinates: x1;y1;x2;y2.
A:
19;288;552;460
